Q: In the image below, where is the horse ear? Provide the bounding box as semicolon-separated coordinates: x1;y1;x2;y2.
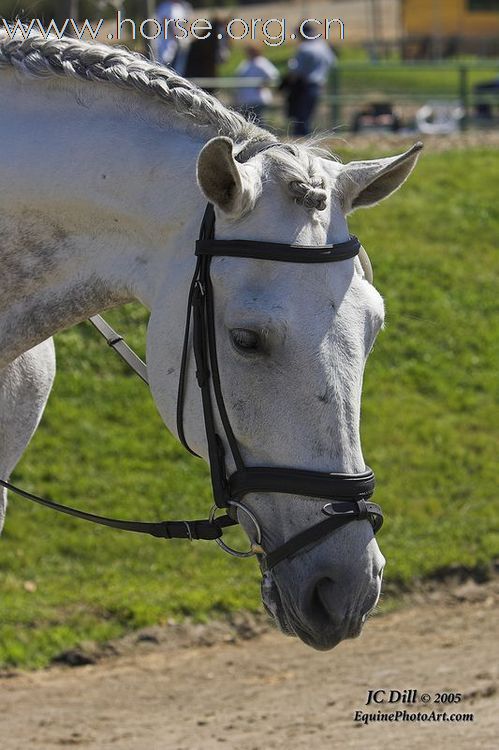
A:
197;136;258;217
340;142;423;213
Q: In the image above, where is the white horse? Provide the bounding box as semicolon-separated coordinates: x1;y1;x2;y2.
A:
0;31;422;650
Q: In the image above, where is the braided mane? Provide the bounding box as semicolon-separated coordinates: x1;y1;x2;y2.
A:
0;31;271;141
0;30;330;211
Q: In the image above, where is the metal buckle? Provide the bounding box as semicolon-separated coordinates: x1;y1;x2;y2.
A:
209;501;262;559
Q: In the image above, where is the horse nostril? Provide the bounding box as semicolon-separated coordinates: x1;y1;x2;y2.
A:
376;562;385;585
309;577;338;626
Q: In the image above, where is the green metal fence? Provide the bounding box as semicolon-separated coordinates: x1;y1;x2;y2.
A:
327;60;499;130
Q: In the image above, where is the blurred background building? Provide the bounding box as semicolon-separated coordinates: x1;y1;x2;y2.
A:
401;0;499;58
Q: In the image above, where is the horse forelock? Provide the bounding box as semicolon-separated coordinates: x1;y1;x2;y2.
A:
263;142;340;212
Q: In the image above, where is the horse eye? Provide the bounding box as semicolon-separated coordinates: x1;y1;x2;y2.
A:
230;328;261;353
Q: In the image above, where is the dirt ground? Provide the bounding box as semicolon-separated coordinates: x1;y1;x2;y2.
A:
0;577;497;750
339;130;499;152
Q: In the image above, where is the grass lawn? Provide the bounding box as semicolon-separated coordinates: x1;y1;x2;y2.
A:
0;146;497;669
337;63;499;99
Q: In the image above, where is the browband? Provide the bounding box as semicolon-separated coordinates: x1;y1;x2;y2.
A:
196;236;362;263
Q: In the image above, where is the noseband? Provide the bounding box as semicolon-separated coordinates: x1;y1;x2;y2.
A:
1;144;383;572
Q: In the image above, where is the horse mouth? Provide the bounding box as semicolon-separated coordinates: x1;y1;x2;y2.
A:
260;569;374;650
260;571;333;645
261;574;345;649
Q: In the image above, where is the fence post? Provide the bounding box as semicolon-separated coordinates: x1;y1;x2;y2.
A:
330;66;341;128
459;64;469;131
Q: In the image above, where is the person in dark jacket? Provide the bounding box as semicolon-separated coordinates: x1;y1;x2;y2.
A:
284;22;336;136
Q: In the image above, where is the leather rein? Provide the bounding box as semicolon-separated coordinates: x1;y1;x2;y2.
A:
1;145;383;571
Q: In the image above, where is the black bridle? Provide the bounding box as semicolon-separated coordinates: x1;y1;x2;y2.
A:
174;201;382;571
1;147;383;572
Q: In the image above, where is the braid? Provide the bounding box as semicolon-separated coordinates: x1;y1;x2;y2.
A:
288;178;328;211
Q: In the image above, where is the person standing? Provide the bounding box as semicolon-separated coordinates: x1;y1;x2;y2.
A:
235;45;279;124
183;17;229;93
286;22;336;136
153;1;191;74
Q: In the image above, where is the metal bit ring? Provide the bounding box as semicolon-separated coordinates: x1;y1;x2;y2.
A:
209;501;262;558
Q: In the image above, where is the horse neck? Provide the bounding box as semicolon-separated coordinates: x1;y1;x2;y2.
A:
0;71;207;365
